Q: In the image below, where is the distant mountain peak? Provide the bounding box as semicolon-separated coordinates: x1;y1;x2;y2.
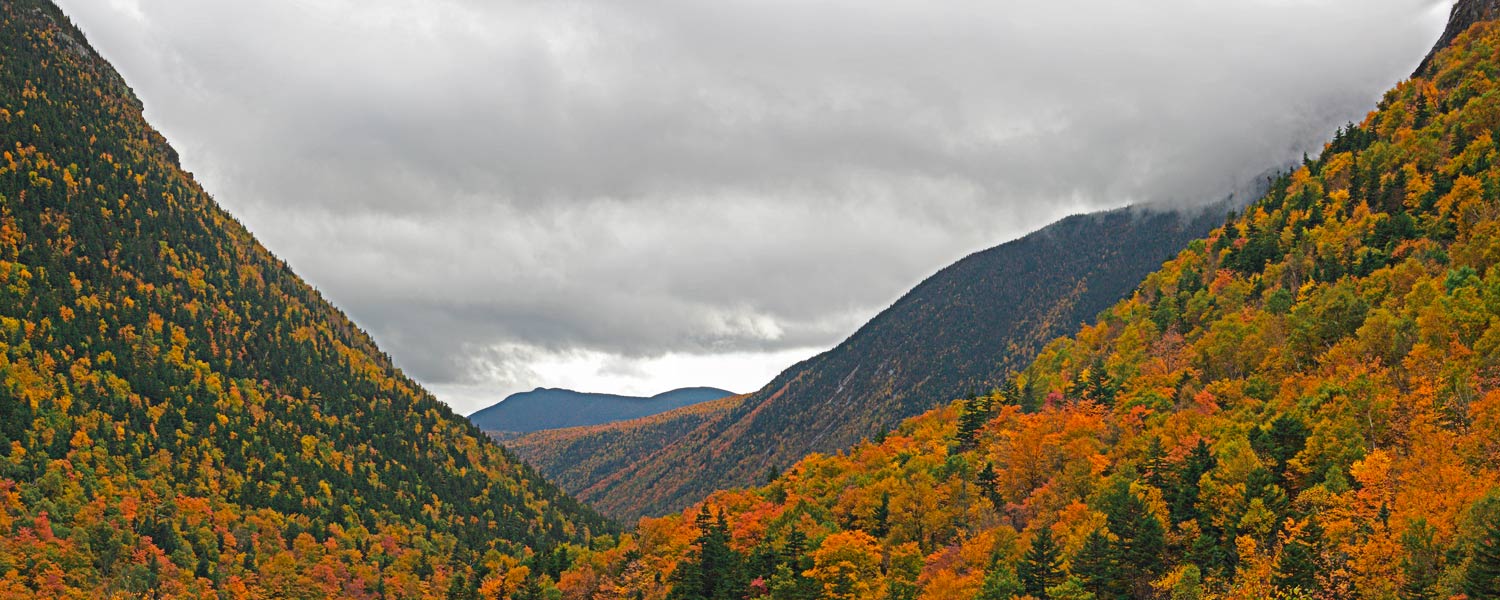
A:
469;386;734;433
1416;0;1500;75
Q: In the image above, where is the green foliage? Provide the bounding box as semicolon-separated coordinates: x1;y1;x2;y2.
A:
1400;519;1441;600
977;562;1023;600
1466;502;1500;600
668;508;746;600
1073;530;1123;599
1018;528;1065;599
1272;519;1323;594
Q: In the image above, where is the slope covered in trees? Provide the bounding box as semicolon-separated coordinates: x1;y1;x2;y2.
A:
469;386;733;438
557;203;1233;521
542;9;1500;599
505;395;747;499
0;1;609;596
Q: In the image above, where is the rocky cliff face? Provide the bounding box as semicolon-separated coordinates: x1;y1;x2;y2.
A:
1416;0;1500;75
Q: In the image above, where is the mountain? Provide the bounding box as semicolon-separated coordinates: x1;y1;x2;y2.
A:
0;1;607;596
503;394;746;497
522;201;1236;521
469;386;733;436
1415;0;1500;75
545;11;1500;598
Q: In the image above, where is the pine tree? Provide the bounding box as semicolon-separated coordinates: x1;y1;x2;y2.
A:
1400;519;1440;600
1018;527;1064;599
769;525;818;600
1143;437;1170;491
513;576;546;600
1170;440;1215;524
872;491;892;538
668;507;746;600
1250;414;1309;482
958;395;992;448
977;462;1002;508
1465;506;1500;600
1101;482;1165;579
978;561;1023;600
1073;529;1124;600
1273;518;1322;594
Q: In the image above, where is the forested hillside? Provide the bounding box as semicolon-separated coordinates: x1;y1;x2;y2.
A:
541;9;1500;599
560;203;1232;521
505;395;747;499
0;1;608;597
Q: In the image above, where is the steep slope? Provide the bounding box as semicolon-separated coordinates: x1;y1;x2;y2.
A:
1415;0;1500;75
469;386;732;436
567;202;1233;520
547;13;1500;599
0;2;607;597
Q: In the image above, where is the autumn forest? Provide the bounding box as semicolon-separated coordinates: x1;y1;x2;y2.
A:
6;0;1500;598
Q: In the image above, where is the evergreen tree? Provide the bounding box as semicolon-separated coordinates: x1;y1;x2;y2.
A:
1400;519;1441;600
1073;529;1125;600
1273;519;1322;594
1466;506;1500;600
513;576;546;600
769;525;818;600
958;395;992;448
978;462;1003;508
978;561;1023;600
446;572;478;600
1143;437;1171;491
1170;440;1216;524
873;491;892;538
1250;414;1309;483
1101;482;1166;579
668;507;746;600
1018;527;1064;599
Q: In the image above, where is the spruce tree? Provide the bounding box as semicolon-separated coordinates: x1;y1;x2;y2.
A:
978;462;1003;508
668;507;746;600
1101;482;1166;579
1018;527;1064;599
1073;529;1123;600
1273;519;1322;594
1400;519;1440;600
1466;507;1500;600
1143;437;1170;490
958;395;992;448
977;561;1023;600
872;492;892;538
1170;440;1216;524
770;525;818;600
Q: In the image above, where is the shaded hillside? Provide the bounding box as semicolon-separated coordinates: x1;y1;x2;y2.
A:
0;1;606;596
469;386;732;436
568;201;1234;520
548;11;1500;599
504;395;746;496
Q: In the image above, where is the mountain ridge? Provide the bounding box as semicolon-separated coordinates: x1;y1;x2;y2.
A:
517;199;1241;520
468;385;733;434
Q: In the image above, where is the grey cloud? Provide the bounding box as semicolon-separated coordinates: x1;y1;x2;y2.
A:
55;0;1451;410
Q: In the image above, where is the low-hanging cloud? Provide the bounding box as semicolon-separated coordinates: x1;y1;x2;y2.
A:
56;0;1451;412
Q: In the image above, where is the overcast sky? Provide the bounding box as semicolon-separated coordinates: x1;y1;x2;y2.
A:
57;0;1450;414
